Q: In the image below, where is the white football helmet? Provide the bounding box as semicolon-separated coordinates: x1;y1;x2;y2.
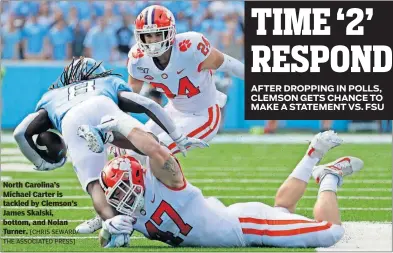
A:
134;5;176;57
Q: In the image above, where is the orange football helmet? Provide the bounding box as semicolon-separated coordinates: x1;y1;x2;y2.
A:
99;155;145;216
134;5;176;57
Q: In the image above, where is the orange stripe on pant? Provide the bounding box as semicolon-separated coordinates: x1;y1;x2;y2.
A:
241;222;332;237
167;105;219;151
239;217;318;225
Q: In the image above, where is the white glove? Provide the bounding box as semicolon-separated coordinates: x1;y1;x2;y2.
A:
33;157;66;171
103;215;134;235
104;233;130;248
174;134;209;157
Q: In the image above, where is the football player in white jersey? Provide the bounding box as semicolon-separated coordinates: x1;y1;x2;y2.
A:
76;4;245;233
128;4;244;154
77;5;244;233
79;116;363;249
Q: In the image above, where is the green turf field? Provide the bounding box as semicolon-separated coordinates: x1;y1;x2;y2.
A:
1;142;391;252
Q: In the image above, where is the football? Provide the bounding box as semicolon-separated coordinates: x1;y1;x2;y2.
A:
36;131;67;163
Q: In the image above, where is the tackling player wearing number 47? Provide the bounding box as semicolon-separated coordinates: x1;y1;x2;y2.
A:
80;116;363;248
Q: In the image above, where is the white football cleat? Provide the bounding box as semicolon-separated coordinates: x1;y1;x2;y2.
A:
307;130;343;160
75;215;102;234
77;125;105;153
312;156;364;187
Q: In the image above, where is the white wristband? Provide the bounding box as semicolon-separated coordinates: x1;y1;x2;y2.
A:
168;128;183;142
101;113;145;138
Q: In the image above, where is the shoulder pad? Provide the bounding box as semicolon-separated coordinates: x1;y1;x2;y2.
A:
128;45;145;64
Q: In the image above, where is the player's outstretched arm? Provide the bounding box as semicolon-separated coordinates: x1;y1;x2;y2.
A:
13;109;65;171
125;127;184;188
199;47;244;80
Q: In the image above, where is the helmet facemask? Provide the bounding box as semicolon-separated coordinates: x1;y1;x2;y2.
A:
104;171;145;216
135;26;176;57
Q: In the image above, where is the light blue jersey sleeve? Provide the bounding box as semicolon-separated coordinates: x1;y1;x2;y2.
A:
35;76;132;132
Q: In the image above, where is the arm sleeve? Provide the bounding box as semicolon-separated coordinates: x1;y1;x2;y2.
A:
117;91;182;140
216;53;244;80
13;109;53;166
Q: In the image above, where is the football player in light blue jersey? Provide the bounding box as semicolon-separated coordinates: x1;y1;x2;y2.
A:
13;57;208;233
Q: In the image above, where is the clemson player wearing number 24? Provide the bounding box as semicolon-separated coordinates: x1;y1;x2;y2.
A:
128;5;244;154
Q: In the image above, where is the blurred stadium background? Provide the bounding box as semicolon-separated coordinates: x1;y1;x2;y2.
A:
0;0;391;133
0;1;391;251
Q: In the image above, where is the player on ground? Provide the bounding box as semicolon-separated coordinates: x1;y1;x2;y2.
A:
80;116;363;248
13;57;208;234
128;5;244;153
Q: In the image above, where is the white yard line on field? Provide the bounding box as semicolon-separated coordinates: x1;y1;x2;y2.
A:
1;160;391;173
2;195;391;200
1;148;23;155
189;179;393;184
2;206;391;211
0;176;12;181
200;186;392;192
0;236;146;240
1;157;29;163
16;186;391;192
1;178;391;184
186;167;391;172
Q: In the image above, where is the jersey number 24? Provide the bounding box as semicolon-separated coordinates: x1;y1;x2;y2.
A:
151;77;200;99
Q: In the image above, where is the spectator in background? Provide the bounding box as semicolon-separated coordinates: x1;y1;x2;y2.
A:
12;1;39;19
70;1;93;21
1;14;22;60
116;15;133;60
222;8;244;60
37;1;54;28
186;1;206;31
1;0;11;27
83;17;116;62
46;18;73;60
102;2;122;31
22;15;47;60
71;22;87;58
199;13;226;51
175;11;190;34
68;6;79;30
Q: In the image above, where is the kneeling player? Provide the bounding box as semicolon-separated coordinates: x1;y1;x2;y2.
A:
80;118;362;248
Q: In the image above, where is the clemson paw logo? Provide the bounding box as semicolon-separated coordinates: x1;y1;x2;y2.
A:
179;39;192;52
132;48;144;58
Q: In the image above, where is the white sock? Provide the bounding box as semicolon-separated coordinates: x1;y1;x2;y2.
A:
289;155;320;183
318;174;339;194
